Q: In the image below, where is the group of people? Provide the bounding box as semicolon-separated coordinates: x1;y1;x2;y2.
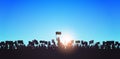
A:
0;38;120;50
0;39;120;59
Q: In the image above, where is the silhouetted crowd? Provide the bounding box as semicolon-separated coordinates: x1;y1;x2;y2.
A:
0;39;120;59
0;39;120;50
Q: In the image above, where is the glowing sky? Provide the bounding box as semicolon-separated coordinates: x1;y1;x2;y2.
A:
0;0;120;44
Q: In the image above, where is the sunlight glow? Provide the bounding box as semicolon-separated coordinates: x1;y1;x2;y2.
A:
61;32;74;47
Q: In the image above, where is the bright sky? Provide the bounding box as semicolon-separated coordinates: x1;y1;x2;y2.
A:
0;0;120;44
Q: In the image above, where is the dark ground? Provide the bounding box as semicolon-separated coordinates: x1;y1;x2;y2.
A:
0;48;120;59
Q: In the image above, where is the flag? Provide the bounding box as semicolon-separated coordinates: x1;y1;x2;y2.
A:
56;32;61;35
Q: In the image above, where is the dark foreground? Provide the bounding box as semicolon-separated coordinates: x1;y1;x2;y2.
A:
0;39;120;59
0;48;120;59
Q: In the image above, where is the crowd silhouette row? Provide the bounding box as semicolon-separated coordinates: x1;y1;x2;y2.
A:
0;32;120;59
0;39;120;50
1;39;120;59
